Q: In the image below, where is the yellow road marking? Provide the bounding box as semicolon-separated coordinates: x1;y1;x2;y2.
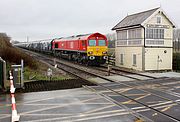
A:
119;88;132;93
122;94;151;104
152;113;158;116
124;93;147;96
152;104;175;117
84;104;115;114
161;105;172;112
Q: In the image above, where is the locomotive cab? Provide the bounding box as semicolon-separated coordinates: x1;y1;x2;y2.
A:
87;33;108;65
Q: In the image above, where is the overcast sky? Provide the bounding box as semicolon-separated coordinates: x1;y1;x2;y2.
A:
0;0;180;42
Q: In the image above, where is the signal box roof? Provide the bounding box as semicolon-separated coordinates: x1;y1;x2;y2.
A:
112;7;176;30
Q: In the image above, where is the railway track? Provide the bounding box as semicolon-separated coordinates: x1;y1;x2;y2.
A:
43;58;180;121
121;77;180;101
88;66;156;81
54;59;180;105
89;66;180;102
17;79;95;93
21;47;160;81
21;49;180;121
22;49;180;100
109;66;158;79
84;84;180;122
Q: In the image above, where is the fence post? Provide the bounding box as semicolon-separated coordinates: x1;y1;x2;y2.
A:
0;57;6;90
107;65;112;76
21;59;24;88
9;71;20;122
177;54;179;72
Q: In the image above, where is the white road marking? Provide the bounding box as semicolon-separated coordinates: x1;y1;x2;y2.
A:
24;110;128;122
84;104;116;114
19;97;106;115
21;103;112;106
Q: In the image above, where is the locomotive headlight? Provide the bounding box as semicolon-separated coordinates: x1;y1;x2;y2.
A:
88;51;93;54
103;56;108;59
89;56;95;60
102;51;107;54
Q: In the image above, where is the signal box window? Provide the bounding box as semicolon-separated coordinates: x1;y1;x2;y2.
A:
55;43;58;48
89;40;96;46
98;40;106;46
146;28;164;39
157;16;161;24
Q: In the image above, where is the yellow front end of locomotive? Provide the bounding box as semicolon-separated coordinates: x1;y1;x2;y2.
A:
87;46;108;57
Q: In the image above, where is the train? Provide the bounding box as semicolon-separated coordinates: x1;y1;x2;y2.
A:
17;33;108;65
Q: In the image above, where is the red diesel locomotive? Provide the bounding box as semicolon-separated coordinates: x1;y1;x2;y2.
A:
52;33;108;65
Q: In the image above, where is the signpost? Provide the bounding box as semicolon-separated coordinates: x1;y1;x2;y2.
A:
11;59;24;89
107;65;112;76
54;58;57;68
47;68;52;80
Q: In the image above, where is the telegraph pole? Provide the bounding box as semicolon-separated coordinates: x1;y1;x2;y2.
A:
27;36;29;42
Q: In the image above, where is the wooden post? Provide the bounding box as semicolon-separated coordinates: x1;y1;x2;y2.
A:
107;65;112;76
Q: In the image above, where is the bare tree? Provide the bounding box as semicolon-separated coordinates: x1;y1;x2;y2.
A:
173;29;180;52
106;33;116;48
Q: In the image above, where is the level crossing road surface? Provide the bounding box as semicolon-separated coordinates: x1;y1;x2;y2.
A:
90;76;180;122
0;76;180;121
0;88;142;122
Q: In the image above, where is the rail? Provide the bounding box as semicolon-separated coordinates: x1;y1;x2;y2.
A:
19;48;180;121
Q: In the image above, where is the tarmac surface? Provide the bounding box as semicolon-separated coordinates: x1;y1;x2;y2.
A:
0;72;180;122
0;88;141;122
90;79;180;122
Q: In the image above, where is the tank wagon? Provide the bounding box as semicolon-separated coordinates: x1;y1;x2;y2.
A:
28;39;52;53
16;33;108;65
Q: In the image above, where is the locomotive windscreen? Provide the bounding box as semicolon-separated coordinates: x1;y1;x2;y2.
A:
88;40;96;46
98;40;106;46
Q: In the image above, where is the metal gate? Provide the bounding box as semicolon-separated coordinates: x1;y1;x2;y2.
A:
0;61;3;89
11;59;24;89
12;65;22;88
0;57;6;89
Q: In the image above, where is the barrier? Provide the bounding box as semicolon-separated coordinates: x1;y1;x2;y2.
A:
11;59;24;89
106;56;115;66
9;71;20;122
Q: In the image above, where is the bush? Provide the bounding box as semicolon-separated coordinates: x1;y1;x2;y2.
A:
0;33;38;69
173;52;180;71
